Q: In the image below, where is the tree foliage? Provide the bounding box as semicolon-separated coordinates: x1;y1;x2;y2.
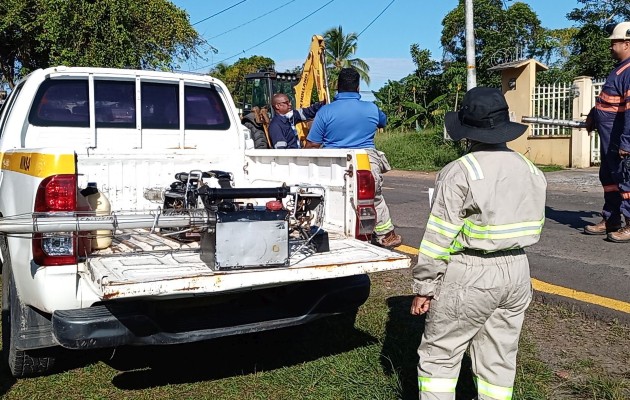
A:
374;46;450;131
441;0;553;86
323;25;370;88
564;0;630;79
0;0;203;87
208;55;275;101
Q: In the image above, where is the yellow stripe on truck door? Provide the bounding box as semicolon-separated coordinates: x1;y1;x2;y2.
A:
1;151;76;177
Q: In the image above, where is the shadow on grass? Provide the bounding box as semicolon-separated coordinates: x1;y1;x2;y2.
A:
106;312;377;389
380;295;477;400
545;206;600;231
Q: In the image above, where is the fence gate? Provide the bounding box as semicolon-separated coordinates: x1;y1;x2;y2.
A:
530;82;574;137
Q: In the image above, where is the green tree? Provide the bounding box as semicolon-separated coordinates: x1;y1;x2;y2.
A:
0;0;203;87
441;0;553;87
374;45;450;131
322;25;370;89
208;55;275;105
564;0;630;79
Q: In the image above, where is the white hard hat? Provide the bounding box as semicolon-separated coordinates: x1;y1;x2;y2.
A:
606;22;630;40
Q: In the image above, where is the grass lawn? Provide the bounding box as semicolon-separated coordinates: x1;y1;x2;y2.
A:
1;269;628;399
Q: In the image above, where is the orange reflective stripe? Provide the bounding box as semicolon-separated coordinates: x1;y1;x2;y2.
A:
599;92;624;103
596;103;625;113
616;62;630;75
622;192;630;200
604;184;619;192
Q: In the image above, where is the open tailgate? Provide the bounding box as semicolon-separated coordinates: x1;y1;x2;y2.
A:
85;230;411;300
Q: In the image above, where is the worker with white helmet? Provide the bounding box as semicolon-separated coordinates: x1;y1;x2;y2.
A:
584;22;630;241
411;87;547;400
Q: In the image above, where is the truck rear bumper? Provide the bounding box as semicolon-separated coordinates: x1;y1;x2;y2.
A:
51;275;370;349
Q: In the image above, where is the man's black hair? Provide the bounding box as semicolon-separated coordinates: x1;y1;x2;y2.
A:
337;68;360;93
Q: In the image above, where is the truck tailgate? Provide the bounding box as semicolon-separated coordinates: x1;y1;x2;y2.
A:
85;230;411;300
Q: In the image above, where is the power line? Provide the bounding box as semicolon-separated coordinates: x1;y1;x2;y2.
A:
357;0;395;38
193;0;336;72
207;0;296;41
192;0;248;26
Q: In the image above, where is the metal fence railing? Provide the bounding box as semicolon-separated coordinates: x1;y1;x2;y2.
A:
530;82;574;136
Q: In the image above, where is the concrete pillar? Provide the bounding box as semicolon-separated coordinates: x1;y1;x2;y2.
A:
570;76;593;168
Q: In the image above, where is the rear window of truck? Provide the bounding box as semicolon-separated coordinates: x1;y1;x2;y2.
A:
29;78;231;130
184;85;230;130
29;79;90;127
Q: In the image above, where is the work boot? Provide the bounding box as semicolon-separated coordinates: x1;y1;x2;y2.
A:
607;219;630;242
378;231;402;248
584;219;621;235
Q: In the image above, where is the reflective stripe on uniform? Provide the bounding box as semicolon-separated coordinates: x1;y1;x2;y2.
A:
418;377;458;393
516;153;539;175
427;214;463;238
476;377;513;400
462;217;544;240
459;154;484;180
375;218;394;233
604;184;620;192
419;240;451;260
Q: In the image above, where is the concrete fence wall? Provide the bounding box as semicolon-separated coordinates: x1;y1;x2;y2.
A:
493;59;597;168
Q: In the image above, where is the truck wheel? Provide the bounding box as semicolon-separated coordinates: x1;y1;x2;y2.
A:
2;272;56;377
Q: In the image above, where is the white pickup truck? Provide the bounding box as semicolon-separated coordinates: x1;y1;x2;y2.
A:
0;66;410;377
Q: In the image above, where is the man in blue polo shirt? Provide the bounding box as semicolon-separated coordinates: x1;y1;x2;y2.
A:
305;68;402;248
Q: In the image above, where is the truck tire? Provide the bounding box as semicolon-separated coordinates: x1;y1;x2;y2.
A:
2;268;56;377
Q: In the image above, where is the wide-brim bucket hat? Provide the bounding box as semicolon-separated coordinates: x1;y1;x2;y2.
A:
444;87;527;144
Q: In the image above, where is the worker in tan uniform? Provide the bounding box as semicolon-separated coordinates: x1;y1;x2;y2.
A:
411;87;547;400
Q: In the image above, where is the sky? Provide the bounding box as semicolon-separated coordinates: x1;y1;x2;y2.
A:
172;0;579;92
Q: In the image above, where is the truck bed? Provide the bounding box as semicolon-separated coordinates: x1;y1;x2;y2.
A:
85;229;411;300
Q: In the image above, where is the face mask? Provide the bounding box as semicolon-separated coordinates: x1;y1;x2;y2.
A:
282;110;293;119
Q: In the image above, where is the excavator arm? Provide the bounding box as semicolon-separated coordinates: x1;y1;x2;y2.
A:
294;35;330;145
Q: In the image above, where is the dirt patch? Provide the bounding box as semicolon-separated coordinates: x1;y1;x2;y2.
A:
524;300;630;378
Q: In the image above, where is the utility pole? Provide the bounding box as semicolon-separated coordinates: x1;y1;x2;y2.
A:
465;0;477;90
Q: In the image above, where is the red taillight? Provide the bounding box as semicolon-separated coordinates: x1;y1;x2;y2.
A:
34;175;77;212
356;170;375;200
33;174;79;265
355;170;376;240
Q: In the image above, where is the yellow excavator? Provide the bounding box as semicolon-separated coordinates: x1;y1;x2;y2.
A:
240;35;330;148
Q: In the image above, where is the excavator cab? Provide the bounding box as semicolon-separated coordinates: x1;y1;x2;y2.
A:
238;35;329;149
241;70;299;117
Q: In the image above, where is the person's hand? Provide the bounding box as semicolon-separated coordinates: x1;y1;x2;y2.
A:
620;148;630;157
585;108;596;133
410;295;432;316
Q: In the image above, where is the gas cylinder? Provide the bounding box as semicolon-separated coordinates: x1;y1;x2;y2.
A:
82;182;112;249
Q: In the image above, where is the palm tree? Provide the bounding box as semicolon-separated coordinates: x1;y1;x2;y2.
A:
323;26;370;88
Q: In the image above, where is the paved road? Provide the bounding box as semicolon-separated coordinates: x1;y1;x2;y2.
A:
384;167;630;324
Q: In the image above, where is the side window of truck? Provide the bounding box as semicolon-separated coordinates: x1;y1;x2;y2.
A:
29;79;89;127
141;82;179;129
95;80;136;128
0;83;24;138
184;85;230;130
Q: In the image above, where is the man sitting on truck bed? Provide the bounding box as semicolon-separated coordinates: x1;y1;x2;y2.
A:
268;93;323;149
304;68;402;248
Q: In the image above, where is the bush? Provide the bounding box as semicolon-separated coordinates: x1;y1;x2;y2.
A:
375;128;465;171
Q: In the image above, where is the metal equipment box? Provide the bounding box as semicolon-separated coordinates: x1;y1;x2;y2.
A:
200;209;289;270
